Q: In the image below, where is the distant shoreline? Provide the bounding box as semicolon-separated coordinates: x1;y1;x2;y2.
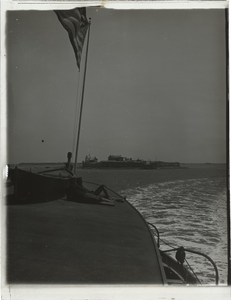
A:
6;162;226;172
7;162;226;166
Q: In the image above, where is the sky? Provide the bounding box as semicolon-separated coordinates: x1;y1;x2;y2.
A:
6;7;227;164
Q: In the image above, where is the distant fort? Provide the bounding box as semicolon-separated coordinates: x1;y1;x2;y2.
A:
82;155;180;169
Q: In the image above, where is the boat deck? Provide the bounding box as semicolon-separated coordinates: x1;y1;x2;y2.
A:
6;189;166;284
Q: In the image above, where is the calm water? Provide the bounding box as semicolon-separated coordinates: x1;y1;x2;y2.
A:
77;164;228;285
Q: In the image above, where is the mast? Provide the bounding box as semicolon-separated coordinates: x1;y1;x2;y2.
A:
74;18;91;174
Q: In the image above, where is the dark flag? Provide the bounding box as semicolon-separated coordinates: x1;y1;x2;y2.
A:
54;8;89;70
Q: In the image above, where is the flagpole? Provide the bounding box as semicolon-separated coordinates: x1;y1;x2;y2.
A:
74;18;91;174
72;69;81;156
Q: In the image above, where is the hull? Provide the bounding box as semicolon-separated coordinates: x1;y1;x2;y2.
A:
10;167;72;203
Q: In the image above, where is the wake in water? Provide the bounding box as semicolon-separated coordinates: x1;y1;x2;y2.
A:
121;177;227;285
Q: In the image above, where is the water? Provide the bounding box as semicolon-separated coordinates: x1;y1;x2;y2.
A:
78;164;228;285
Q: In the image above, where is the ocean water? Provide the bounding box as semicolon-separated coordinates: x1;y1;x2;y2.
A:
77;164;228;286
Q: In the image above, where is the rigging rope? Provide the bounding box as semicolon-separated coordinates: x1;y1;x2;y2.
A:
184;258;202;285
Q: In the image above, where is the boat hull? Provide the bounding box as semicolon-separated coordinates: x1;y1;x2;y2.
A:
11;167;71;203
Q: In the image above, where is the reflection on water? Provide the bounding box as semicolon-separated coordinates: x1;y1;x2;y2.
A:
122;177;227;285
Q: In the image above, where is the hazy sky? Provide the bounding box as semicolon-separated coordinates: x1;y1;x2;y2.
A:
6;8;226;164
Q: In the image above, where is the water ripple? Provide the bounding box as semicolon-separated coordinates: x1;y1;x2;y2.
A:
121;177;227;285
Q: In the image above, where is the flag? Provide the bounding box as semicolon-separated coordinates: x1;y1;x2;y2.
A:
54;8;89;70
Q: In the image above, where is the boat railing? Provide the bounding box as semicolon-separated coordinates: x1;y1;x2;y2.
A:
148;222;219;285
147;222;160;248
161;247;219;285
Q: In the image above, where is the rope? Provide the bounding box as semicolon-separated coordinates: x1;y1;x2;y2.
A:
185;258;202;285
184;248;219;285
161;247;180;253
